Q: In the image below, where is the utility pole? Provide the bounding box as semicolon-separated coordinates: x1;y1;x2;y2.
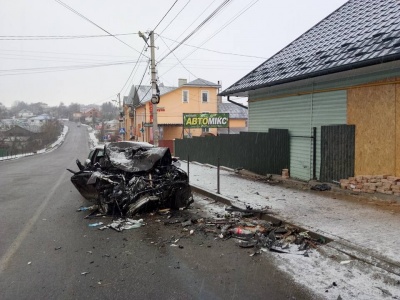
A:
139;30;159;146
113;93;124;141
149;31;159;146
118;93;124;141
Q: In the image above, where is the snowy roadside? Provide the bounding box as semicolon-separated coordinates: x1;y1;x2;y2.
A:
81;134;400;298
182;163;400;300
0;125;69;161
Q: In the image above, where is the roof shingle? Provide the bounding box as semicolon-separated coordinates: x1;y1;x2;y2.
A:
221;0;400;96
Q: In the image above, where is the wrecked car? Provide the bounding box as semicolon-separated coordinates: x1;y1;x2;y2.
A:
68;141;192;216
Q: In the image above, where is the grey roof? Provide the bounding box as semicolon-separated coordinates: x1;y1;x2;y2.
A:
134;85;177;105
218;103;248;119
183;78;220;87
221;0;400;96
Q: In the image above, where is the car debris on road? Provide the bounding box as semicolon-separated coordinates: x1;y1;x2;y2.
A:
68;141;193;217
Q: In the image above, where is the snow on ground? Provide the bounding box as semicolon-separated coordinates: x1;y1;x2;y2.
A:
185;164;400;300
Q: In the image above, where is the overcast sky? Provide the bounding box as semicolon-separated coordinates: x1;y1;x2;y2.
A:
0;0;348;108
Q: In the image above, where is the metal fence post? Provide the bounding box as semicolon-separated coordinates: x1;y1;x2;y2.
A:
187;155;190;184
217;157;220;194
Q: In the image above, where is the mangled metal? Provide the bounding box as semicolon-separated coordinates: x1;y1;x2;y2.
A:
68;141;193;216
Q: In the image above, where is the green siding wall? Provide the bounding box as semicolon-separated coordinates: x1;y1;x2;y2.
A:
249;90;346;180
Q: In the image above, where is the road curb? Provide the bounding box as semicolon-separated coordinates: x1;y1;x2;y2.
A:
190;183;400;277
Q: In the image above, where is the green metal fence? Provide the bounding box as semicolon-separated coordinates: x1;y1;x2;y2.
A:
175;129;290;176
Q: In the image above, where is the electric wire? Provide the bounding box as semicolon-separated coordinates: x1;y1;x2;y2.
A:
157;0;191;37
157;0;217;59
0;33;138;40
158;35;267;59
159;0;259;77
153;0;179;32
119;44;148;95
0;60;141;76
53;0;147;57
158;0;232;63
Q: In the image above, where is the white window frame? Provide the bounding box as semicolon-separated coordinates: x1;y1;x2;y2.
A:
201;90;209;103
182;90;189;103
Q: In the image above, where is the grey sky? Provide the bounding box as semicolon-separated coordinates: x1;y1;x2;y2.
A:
0;0;348;107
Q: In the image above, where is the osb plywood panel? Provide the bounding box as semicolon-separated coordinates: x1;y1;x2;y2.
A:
348;84;396;176
396;84;400;176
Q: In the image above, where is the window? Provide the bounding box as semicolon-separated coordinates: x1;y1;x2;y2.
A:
182;90;189;103
201;91;209;103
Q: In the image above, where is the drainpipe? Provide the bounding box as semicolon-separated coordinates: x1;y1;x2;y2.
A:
227;96;248;109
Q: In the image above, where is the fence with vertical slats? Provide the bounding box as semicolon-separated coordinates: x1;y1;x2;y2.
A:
320;124;355;182
174;129;290;176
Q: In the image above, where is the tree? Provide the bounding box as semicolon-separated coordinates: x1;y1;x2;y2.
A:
57;102;69;119
101;102;116;121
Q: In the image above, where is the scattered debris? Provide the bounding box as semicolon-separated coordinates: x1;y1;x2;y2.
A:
55;247;62;250
81;272;90;276
88;222;104;227
340;260;352;265
311;183;332;191
109;218;144;232
77;205;96;212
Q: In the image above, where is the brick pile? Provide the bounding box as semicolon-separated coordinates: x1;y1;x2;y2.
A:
340;175;400;195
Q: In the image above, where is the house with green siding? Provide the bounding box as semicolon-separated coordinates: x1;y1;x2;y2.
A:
220;0;400;181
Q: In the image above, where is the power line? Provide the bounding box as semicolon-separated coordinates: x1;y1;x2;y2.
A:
119;44;148;95
0;60;142;76
159;0;259;77
159;35;267;59
53;0;147;58
158;0;191;37
153;0;179;32
157;0;218;59
0;33;138;40
0;48;137;59
158;0;232;63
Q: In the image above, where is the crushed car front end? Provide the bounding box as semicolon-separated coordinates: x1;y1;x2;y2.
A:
68;141;192;216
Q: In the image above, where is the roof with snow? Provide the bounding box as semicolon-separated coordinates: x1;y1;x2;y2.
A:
220;0;400;96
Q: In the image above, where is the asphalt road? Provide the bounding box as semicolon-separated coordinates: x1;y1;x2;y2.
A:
0;123;317;300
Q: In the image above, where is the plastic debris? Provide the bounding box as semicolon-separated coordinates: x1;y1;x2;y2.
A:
109;218;144;232
77;205;96;212
55;247;62;250
27;261;32;265
81;272;90;276
340;260;352;264
88;222;104;227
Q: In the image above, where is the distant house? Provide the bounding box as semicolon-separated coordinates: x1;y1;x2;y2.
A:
220;0;400;181
123;78;221;143
17;109;34;118
72;112;82;121
28;114;52;127
217;102;248;134
83;107;101;123
0;125;39;151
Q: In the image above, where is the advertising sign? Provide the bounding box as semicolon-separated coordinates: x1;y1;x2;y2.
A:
183;113;229;128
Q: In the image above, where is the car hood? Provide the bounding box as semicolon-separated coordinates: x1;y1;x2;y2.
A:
105;141;172;172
